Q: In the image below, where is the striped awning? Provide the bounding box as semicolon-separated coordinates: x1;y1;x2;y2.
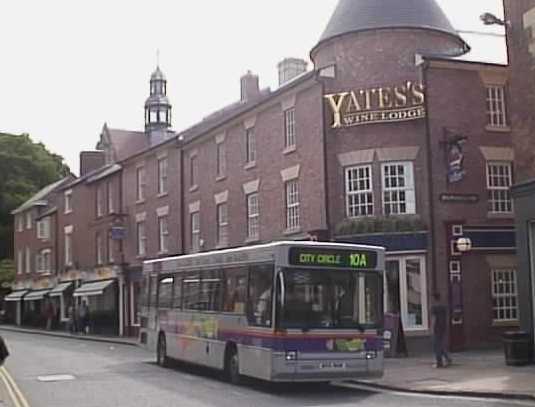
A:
49;282;73;297
24;289;51;301
73;280;114;297
4;290;28;302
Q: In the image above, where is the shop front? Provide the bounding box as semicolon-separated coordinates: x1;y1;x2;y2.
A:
48;281;74;330
73;279;118;335
4;290;28;326
22;289;52;328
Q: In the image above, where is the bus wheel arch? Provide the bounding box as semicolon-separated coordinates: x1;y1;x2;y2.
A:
224;342;241;385
157;332;169;367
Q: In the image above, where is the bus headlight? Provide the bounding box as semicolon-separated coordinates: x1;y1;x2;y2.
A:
285;351;298;361
366;351;377;360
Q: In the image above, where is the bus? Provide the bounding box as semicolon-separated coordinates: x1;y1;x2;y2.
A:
139;241;385;383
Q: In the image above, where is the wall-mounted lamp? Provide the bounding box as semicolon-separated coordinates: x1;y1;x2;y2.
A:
456;237;472;253
480;12;507;27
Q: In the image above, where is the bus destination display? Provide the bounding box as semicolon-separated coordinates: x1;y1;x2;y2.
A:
289;247;378;269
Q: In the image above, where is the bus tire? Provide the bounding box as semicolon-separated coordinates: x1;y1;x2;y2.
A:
225;345;241;385
157;333;169;368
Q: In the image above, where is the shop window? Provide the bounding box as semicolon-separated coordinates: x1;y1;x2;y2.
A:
346;165;374;217
491;268;519;322
382;162;415;215
487;162;513;214
384;256;428;330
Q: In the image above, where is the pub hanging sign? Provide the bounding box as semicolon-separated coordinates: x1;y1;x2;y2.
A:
324;81;426;128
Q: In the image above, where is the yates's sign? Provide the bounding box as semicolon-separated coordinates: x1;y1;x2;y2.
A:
324;81;426;128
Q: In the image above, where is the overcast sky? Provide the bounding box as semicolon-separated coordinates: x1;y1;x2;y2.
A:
0;0;505;174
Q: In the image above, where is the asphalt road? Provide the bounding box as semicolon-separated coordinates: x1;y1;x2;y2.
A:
0;331;532;407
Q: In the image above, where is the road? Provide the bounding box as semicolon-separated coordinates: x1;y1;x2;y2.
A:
1;331;532;407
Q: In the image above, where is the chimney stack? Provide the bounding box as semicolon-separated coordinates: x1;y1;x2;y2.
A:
80;151;105;176
277;58;308;86
240;71;260;103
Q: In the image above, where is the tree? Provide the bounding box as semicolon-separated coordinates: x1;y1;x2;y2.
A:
0;259;15;295
0;132;70;260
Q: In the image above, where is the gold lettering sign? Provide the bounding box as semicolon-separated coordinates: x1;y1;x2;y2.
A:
324;81;426;128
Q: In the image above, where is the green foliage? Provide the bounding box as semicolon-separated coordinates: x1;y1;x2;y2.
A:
0;259;15;294
0;133;70;260
336;215;427;236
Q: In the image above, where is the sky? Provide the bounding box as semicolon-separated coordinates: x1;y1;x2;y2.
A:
0;0;505;174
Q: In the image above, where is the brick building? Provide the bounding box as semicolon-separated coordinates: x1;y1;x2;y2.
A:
9;0;523;349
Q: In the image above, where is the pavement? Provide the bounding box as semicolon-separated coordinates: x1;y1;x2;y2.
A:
0;324;534;402
354;350;535;401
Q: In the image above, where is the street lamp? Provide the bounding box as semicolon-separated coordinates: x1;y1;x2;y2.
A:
480;12;506;26
456;237;472;253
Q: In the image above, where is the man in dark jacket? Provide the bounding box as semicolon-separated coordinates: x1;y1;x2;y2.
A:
431;293;452;368
0;335;9;366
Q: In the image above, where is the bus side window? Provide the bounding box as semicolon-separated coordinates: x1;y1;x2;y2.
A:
247;264;274;327
149;275;158;309
173;277;182;309
223;267;248;313
158;277;174;309
201;270;223;311
183;275;201;310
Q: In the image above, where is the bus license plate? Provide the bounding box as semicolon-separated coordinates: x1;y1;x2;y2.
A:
319;362;346;370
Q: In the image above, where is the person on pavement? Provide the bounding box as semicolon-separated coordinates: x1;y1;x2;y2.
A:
431;292;452;368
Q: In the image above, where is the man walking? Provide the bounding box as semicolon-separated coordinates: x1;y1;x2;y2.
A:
431;293;452;368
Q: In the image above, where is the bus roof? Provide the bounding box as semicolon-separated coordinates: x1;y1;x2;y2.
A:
143;241;385;273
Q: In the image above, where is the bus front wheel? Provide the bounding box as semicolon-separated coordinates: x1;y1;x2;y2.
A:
225;346;241;385
157;334;169;367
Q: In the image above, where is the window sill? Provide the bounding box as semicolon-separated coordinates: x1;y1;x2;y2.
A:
244;162;256;170
64;210;73;215
157;192;169;198
403;328;430;337
157;251;168;256
485;125;511;133
136;255;147;260
245;236;260;244
283;145;297;155
216;244;228;250
189;185;199;193
491;320;520;327
283;227;302;236
216;175;227;182
487;212;514;219
135;199;145;205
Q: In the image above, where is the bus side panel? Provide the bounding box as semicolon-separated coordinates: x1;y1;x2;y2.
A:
238;344;273;381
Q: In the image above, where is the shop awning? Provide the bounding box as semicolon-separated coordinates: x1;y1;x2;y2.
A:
49;282;73;297
23;289;51;301
4;290;29;302
73;280;114;297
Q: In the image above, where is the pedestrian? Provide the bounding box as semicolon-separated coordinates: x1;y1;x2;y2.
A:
431;292;452;368
79;301;90;334
45;301;54;331
67;303;76;333
0;335;9;366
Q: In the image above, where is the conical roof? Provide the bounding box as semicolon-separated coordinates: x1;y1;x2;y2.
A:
314;0;467;52
151;66;166;81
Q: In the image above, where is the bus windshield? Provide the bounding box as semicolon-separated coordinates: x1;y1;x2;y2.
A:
279;268;382;330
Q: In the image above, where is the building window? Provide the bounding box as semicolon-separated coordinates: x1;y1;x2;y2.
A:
158;157;168;195
190;155;198;188
284;108;296;149
25;247;31;274
491;268;518;322
246;128;256;164
37;217;50;240
37;249;51;273
107;181;114;214
96;185;104;217
487;162;513;214
247;193;259;240
137;221;146;257
64;230;72;266
191;212;200;252
17;250;23;275
216;142;226;178
382;162;415;215
346;165;373;217
25;211;32;229
96;233;103;265
64;190;73;214
486;85;507;128
285;180;300;231
108;231;114;263
136;166;146;201
384;256;428;331
216;203;228;247
158;216;169;253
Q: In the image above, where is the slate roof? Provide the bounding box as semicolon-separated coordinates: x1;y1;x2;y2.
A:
11;176;73;214
315;0;467;51
106;128;148;162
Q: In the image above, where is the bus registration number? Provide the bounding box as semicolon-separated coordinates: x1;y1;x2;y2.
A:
319;362;346;370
